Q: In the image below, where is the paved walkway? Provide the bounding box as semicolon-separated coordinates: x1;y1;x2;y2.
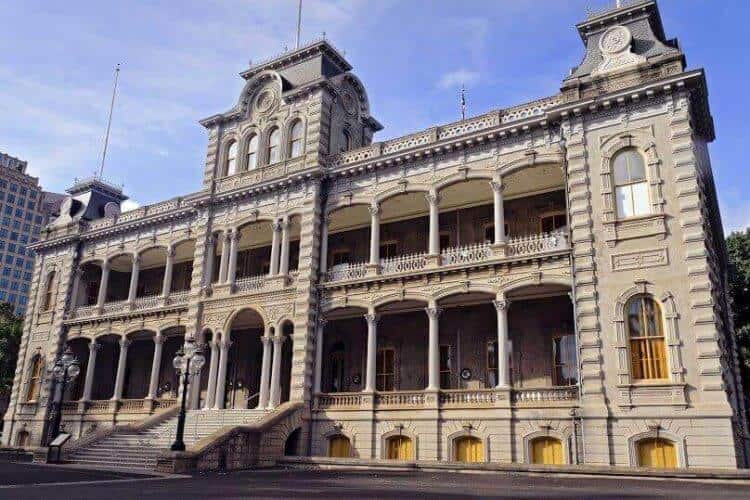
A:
1;466;750;499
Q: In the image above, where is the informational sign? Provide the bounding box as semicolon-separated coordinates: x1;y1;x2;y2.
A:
49;432;71;447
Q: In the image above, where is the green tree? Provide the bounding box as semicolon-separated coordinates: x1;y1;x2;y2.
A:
727;229;750;396
0;303;23;415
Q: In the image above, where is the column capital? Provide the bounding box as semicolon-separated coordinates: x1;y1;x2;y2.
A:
88;341;101;353
424;191;441;206
368;203;380;216
271;219;283;232
229;228;239;241
206;235;215;246
119;338;131;349
490;179;504;193
73;267;84;279
365;313;380;326
132;253;141;265
101;259;111;270
261;335;273;346
317;315;328;328
153;335;165;346
166;246;176;258
219;339;232;350
425;306;442;320
279;215;291;229
493;299;510;312
272;335;285;346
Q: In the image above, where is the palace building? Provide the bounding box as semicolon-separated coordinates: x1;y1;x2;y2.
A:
4;0;747;471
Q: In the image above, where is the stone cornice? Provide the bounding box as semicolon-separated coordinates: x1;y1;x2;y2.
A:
238;39;351;81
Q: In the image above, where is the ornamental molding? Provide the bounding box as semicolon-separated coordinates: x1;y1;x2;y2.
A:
610;247;669;272
593;25;646;76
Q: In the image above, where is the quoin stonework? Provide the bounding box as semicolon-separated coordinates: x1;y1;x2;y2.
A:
4;0;747;471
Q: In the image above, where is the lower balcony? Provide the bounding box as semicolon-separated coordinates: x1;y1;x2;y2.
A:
69;291;189;320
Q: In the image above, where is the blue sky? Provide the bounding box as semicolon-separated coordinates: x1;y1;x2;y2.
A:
1;0;748;232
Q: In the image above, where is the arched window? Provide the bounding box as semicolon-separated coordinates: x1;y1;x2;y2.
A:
531;437;563;465
328;435;351;458
42;271;56;311
386;435;413;460
25;355;43;402
613;148;649;218
340;129;352;153
267;128;281;164
225;141;238;176
637;438;677;468
289;120;304;158
454;436;483;463
627;295;667;380
246;135;259;170
15;430;30;447
327;343;345;392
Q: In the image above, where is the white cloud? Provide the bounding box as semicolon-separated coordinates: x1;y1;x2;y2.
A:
437;69;481;90
121;199;141;213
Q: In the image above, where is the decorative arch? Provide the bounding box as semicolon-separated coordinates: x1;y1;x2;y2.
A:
284;114;307;158
433;283;498;302
613;280;685;388
262;121;283;166
372;291;431;310
500;272;573;296
217;135;240;178
237;70;283;114
373;183;432;205
627;428;686;468
223;306;269;337
522;428;571;465
496;151;566;178
325;199;372;219
433;169;494;193
320;299;370;315
339;73;372;116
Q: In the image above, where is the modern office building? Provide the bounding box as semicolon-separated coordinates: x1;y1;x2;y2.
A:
0;152;58;317
3;0;747;471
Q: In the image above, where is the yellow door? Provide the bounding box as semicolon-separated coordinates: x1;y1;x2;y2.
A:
328;436;351;458
454;437;484;463
637;438;677;469
386;436;413;460
531;437;563;465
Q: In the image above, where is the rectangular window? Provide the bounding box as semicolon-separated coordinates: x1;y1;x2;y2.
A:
487;341;498;387
379;241;398;259
616;182;650;218
540;212;567;233
376;348;395;391
439;344;452;389
331;249;351;266
484;223;509;243
552;335;577;386
439;232;451;251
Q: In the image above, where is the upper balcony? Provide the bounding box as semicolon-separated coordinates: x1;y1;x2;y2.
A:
67;240;195;321
322;166;569;285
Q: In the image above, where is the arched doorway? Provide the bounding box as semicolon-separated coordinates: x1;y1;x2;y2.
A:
637;438;677;469
454;436;483;463
279;320;294;404
386;435;413;460
225;308;264;409
284;428;301;456
328;435;351;458
530;437;563;465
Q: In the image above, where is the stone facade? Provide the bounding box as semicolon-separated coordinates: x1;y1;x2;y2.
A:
3;0;747;470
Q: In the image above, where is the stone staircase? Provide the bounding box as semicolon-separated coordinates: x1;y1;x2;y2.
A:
66;409;268;470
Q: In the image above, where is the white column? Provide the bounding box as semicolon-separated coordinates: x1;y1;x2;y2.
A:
258;333;273;409
227;229;239;285
426;304;441;390
162;247;175;297
427;192;440;255
269;220;282;276
81;341;99;401
313;317;327;394
204;340;219;409
268;334;284;408
494;298;510;388
319;215;329;275
203;236;215;286
369;204;380;266
146;335;164;400
491;179;506;244
96;260;110;308
279;217;291;275
69;267;83;309
127;254;141;303
213;339;230;409
364;311;379;392
111;338;131;400
218;232;230;284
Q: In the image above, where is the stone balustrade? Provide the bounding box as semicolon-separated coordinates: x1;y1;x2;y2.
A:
325;262;368;282
441;242;493;266
504;231;569;258
166;290;189;306
512;386;579;404
375;390;426;408
317;393;364;409
439;388;500;406
235;274;266;292
132;294;161;311
380;253;428;275
69;304;98;319
102;300;128;315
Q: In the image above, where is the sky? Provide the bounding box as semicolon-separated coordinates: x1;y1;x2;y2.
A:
1;0;748;232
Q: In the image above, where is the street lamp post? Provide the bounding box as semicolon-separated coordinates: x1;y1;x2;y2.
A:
171;343;205;451
46;346;81;445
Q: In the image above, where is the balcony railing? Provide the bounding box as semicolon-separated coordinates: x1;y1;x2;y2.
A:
132;294;161;311
380;253;428;274
235;274;266;292
441;242;492;266
166;290;189;305
505;231;568;258
326;262;368;282
101;300;128;315
70;304;98;319
316;387;578;410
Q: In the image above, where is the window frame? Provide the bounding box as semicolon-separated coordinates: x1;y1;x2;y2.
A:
376;347;395;392
439;344;452;389
246;134;259;171
289;120;304;158
266;127;281;165
626;295;668;382
25;355;43;402
551;333;577;387
539;211;568;234
224;140;238;176
41;270;56;311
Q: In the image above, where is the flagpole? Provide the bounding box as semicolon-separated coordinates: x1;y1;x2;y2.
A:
295;0;302;49
99;63;121;180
